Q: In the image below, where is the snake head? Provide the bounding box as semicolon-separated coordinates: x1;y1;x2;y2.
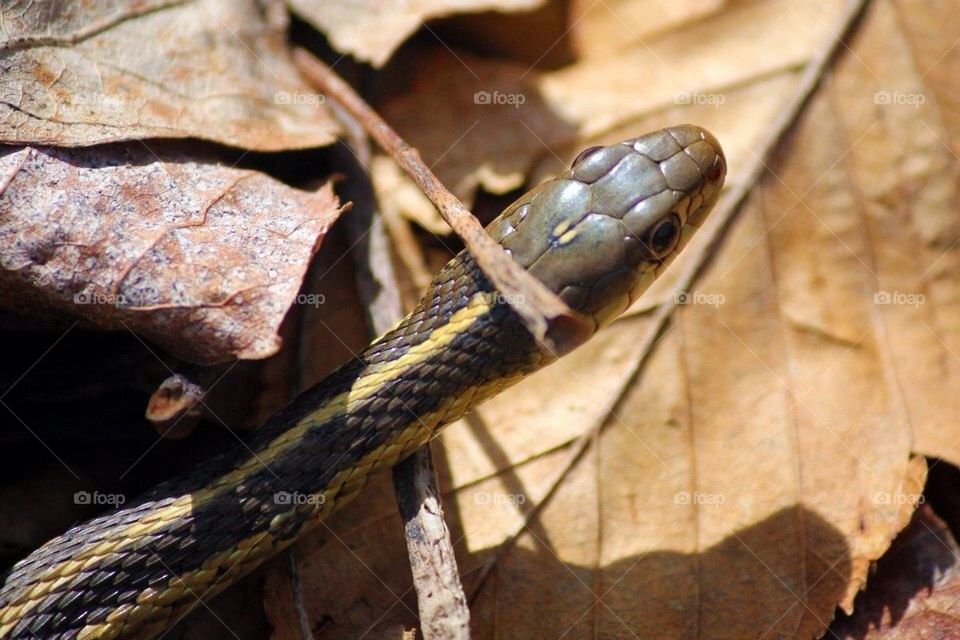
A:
489;125;726;330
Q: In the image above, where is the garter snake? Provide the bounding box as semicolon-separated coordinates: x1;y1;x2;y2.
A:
0;125;725;640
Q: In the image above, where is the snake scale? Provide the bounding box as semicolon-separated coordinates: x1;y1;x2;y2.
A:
0;125;725;640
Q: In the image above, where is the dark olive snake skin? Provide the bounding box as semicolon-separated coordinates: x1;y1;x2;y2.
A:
0;125;725;640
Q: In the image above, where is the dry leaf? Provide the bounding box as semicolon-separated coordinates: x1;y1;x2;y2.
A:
374;0;845;228
288;0;545;67
269;0;960;638
566;0;726;59
829;505;960;638
0;144;343;364
0;0;338;151
828;0;960;471
371;155;453;235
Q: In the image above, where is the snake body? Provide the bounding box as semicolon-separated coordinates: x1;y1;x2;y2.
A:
0;125;725;640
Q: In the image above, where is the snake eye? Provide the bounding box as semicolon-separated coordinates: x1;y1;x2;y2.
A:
643;214;681;259
571;145;602;167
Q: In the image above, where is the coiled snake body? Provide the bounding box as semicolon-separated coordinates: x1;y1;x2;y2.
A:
0;125;725;640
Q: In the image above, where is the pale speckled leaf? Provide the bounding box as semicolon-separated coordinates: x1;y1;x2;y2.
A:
0;0;338;151
0;144;343;364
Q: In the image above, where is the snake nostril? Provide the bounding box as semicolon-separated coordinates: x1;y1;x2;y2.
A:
707;161;724;181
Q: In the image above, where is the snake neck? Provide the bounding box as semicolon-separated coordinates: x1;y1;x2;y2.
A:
0;250;549;640
231;248;550;508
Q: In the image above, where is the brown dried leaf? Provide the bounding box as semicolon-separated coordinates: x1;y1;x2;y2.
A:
371;155;452;236
375;0;844;229
270;0;960;638
829;0;960;472
0;144;343;364
287;0;546;67
0;0;338;150
566;0;726;59
830;505;960;639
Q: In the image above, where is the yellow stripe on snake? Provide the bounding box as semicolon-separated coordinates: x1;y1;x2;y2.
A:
0;125;725;640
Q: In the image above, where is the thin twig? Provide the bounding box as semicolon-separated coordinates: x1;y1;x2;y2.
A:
287;549;313;640
393;449;472;640
465;0;872;598
293;49;591;357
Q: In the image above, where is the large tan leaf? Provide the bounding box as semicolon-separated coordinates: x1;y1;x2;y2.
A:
0;0;338;150
265;0;960;638
829;0;960;472
0;145;343;364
